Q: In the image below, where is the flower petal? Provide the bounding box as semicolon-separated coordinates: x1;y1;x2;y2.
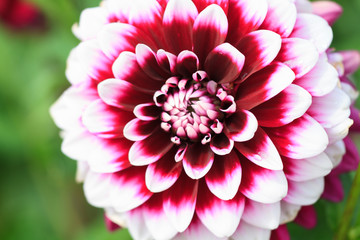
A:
196;183;245;237
242;200;281;230
226;0;268;44
193;4;228;64
98;78;153;111
163;174;198;232
283;153;333;182
125;208;152;240
294;54;339;97
235;128;283;170
82;99;134;138
112;51;163;92
145;148;182;192
73;7;109;40
236;30;282;78
339;50;360;75
142;195;178;240
210;133;234;155
204;43;245;84
284;178;324;205
176;50;200;77
62;130;132;173
84;167;153;212
123;118;159;141
163;0;198;54
226;109;258;142
308;88;351;128
98;22;155;60
276;38;319;78
183;142;214;179
235;62;295;110
260;0;296;38
239;159;288;203
129;131;174;166
265;114;329;159
205;151;242;200
252;84;312;127
312;1;342;26
290;13;333;53
232;221;271;240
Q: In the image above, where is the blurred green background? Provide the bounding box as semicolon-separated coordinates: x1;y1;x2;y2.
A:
0;0;359;239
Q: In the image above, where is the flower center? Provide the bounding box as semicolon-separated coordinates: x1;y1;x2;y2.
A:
154;71;235;145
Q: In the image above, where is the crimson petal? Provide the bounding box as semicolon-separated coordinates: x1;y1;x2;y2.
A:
205;151;242;200
163;173;199;232
129;131;174;166
183;142;215;179
123;118;160;141
196;182;245;237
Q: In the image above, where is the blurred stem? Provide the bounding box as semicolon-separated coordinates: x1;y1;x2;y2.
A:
335;162;360;240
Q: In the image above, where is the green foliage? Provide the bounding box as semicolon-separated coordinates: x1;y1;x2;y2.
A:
0;0;359;239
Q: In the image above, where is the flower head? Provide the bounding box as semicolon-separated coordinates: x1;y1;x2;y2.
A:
51;0;355;239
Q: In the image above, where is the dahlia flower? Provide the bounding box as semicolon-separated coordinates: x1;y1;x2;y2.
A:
51;0;355;239
0;0;46;31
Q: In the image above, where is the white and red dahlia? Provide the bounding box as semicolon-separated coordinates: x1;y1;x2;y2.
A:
51;0;356;239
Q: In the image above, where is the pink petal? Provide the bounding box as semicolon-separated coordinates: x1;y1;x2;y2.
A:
239;159;287;203
265;114;329;159
294;54;339;97
232;221;271;240
98;78;153;111
284;178;324;205
226;0;268;44
176;50;200;77
333;137;360;174
290;13;333;53
62;130;132;173
135;44;171;81
193;4;228;64
104;0;164;48
242;200;281;230
322;173;344;202
236;30;281;79
235;128;283;170
260;0;296;38
235;62;295;110
125;207;152;240
196;183;245;237
98;22;155;59
205;151;242;200
50;83;98;131
225;109;258;142
142;195;178;239
163;174;199;232
74;7;109;40
252;84;312;127
84;167;153;212
312;1;343;26
129;131;174;166
82;99;134;138
173;215;224;240
308;88;351;128
283;153;332;182
276;38;319;78
71;40;113;83
163;0;198;54
183;142;214;179
209;133;234;155
112;51;163;92
270;225;290;240
133;103;161;121
104;214;121;232
339;50;360;75
204;43;245;84
193;0;229;14
294;205;317;229
123;118;159;141
145;148;182;192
